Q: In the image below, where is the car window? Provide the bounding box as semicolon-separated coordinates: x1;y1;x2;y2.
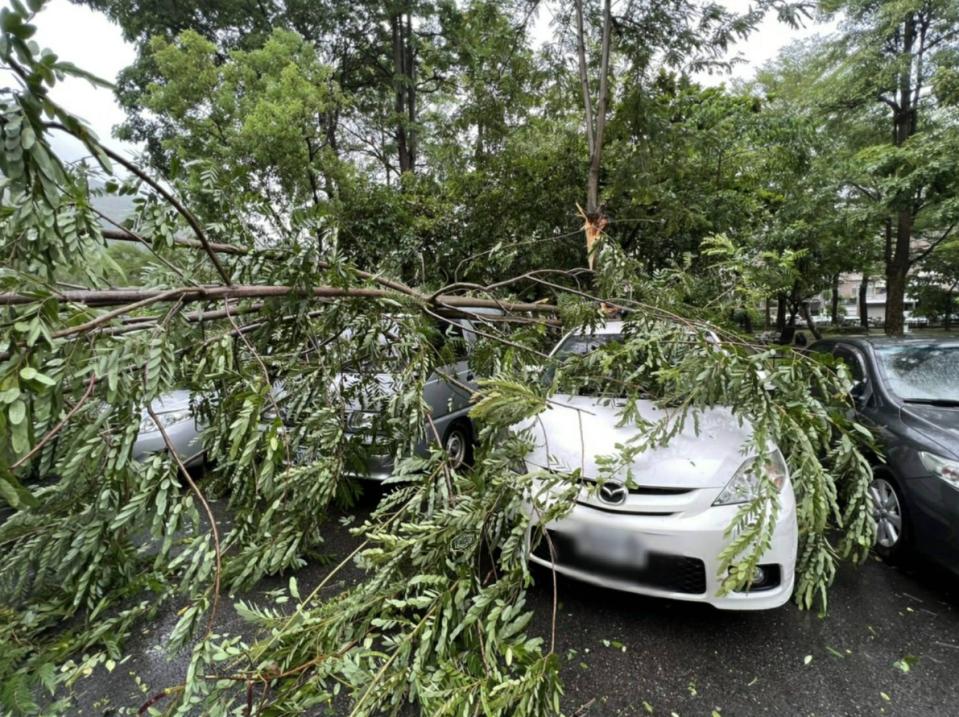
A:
834;347;866;383
553;332;624;358
432;320;469;363
873;343;959;403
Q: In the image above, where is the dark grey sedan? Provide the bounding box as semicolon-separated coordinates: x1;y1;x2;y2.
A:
809;338;959;572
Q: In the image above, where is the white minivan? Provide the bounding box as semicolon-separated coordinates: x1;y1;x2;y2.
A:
518;321;798;610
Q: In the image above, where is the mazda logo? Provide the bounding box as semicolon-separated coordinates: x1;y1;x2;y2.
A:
598;481;628;505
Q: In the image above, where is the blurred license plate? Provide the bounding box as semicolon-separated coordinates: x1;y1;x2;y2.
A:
574;526;648;568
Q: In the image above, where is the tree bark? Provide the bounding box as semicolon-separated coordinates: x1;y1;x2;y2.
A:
574;0;612;271
885;211;913;336
885;258;909;336
392;12;414;174
776;292;786;333
946;287;954;331
802;301;823;341
884;12;917;336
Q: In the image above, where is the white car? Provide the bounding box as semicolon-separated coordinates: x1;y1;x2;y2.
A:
518;321;798;610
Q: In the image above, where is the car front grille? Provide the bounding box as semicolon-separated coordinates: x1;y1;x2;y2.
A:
532;530;707;595
579;478;693;496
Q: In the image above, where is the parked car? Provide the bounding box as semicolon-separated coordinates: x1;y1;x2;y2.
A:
517;321;798;610
132;314;493;477
904;313;929;328
808;337;959;572
133;389;205;467
342;314;492;479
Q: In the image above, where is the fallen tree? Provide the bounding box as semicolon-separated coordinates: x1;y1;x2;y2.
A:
1;5;875;716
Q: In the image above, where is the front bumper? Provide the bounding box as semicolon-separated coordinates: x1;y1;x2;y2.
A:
528;484;798;610
343;451;395;481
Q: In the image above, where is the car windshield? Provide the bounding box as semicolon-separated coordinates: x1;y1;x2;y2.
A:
550;332;628;397
874;343;959;404
553;333;625;359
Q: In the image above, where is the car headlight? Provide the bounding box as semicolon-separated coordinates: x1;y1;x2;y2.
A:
713;449;788;506
919;452;959;487
346;410;375;431
138;409;192;434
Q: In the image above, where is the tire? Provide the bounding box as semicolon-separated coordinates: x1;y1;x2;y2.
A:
443;421;474;470
869;472;910;562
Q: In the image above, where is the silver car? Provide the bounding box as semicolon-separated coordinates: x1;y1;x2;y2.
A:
343;315;487;479
133;314;493;477
132;389;205;467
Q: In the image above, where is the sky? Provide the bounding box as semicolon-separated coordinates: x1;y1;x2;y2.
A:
7;0;838;164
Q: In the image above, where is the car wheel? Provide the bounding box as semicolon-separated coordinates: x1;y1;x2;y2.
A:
443;422;474;469
869;474;909;560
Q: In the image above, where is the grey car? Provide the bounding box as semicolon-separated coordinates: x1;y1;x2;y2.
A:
133;314;492;477
809;337;959;573
342;315;487;479
132;389;205;467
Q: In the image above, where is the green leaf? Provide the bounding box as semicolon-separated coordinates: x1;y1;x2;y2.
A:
893;655;917;673
8;398;25;425
19;366;55;386
0;465;37;509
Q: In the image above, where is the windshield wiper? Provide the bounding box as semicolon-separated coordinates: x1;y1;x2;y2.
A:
903;398;959;407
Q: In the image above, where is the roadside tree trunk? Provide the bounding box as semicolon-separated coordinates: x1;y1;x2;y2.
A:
574;0;612;271
885;211;913;336
946;286;955;331
776;292;786;333
802;301;823;341
882;13;918;336
859;273;869;331
392;11;415;175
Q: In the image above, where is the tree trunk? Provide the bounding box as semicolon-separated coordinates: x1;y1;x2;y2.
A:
884;13;917;337
830;273;840;326
574;0;612;271
858;273;869;331
764;296;770;330
776;292;786;333
885;211;913;336
405;12;416;169
885;256;909;336
392;13;413;175
802;301;823;341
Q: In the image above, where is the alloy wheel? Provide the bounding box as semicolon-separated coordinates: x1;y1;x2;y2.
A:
869;477;903;549
445;428;467;468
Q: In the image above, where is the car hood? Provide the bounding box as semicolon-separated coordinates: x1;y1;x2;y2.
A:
335;371;399;411
900;404;959;459
516;395;754;489
145;389;193;415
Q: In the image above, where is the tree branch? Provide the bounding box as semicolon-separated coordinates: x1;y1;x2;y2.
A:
0;283;559;315
911;221;958;266
573;0;596;154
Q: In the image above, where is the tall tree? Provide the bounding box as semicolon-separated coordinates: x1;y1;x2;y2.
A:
821;0;959;335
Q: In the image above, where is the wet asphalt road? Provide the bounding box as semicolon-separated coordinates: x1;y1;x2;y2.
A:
72;493;959;717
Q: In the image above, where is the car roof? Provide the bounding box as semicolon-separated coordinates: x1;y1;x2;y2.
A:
812;336;959;356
